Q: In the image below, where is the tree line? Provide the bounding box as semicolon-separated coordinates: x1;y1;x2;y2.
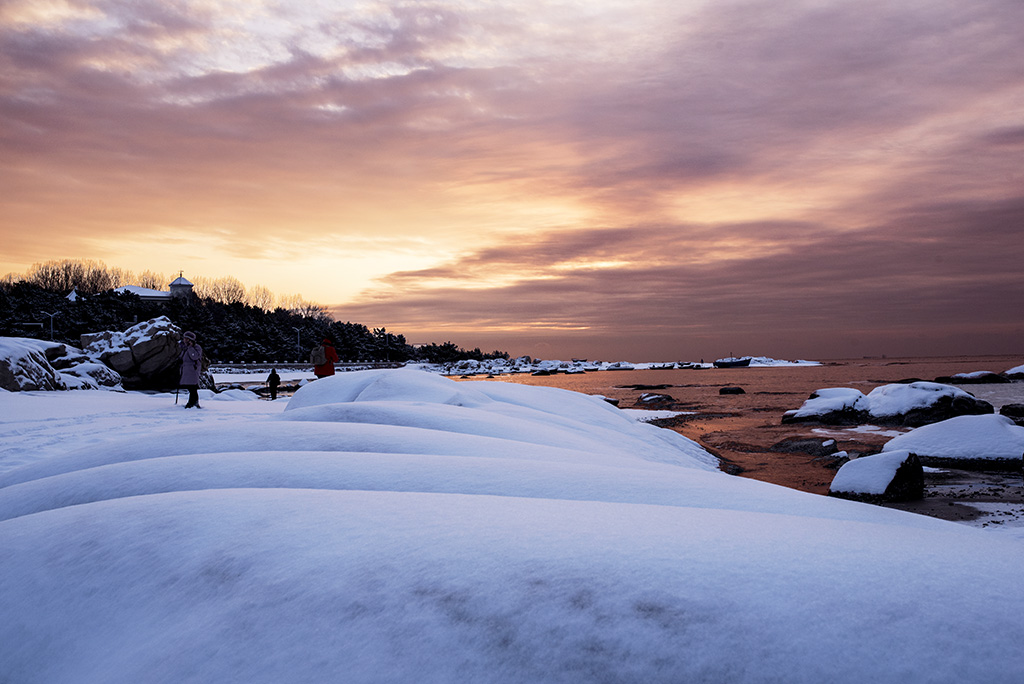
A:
0;260;511;365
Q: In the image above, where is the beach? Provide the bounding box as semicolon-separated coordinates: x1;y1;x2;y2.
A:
468;355;1024;528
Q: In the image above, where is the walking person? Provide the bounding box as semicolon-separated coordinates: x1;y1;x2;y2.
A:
311;338;339;378
267;368;281;400
179;331;204;408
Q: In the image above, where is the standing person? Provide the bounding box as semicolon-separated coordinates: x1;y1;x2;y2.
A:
311;338;339;378
266;368;281;400
179;331;204;408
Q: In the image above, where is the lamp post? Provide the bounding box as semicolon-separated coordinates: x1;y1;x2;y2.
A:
40;311;58;340
292;327;301;360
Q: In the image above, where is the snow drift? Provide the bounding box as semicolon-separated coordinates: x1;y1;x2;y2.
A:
1;369;1023;684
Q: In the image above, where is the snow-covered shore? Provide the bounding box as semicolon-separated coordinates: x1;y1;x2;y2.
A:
2;369;1023;682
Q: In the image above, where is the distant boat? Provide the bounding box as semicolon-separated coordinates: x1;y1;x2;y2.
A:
714;357;751;368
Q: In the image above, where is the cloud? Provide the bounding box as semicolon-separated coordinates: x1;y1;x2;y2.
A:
2;1;1023;358
334;195;1024;358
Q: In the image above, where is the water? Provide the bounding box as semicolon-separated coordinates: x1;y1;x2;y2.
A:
470;355;1024;414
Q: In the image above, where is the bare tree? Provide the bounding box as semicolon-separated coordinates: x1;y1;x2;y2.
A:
246;284;274;311
134;270;166;290
26;259;116;294
193;276;247;304
278;293;332;320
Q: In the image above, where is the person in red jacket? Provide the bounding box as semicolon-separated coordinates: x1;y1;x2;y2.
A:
313;338;339;378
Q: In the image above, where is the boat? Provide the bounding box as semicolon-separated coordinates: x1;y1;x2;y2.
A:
713;356;751;368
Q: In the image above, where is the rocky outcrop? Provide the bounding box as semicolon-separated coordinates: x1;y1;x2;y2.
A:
828;451;924;503
719;386;745;395
81;317;188;389
783;382;993;428
935;371;1010;384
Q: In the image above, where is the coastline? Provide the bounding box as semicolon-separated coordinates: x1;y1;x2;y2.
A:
473;355;1024;530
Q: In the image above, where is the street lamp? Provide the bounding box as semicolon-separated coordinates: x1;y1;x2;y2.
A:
40;311;58;340
292;327;301;360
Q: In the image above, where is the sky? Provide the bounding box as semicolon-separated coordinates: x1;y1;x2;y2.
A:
2;0;1023;361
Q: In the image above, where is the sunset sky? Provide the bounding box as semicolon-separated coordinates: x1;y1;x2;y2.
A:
2;0;1023;361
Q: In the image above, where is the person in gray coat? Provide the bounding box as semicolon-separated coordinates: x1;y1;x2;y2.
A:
179;331;204;408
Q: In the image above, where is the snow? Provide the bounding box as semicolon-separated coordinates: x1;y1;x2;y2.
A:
784;387;866;419
830;450;913;496
786;382;981;421
1005;363;1024;376
2;369;1024;683
865;382;976;417
882;414;1024;461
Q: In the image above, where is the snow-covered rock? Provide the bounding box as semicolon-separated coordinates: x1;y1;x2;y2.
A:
0;337;122;391
829;450;923;502
1005;364;1024;380
882;414;1024;469
0;338;67;391
783;382;993;427
935;371;1009;384
80;316;188;389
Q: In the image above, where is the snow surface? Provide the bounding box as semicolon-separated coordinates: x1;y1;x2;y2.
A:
830;450;914;496
882;414;1024;461
2;369;1024;683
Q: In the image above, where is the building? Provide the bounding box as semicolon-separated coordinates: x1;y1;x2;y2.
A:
112;275;194;303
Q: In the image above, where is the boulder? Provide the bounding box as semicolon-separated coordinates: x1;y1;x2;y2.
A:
999;404;1024;427
719;386;745;395
1003;364;1024;380
81;317;185;390
636;392;674;405
828;450;924;503
0;338;67;391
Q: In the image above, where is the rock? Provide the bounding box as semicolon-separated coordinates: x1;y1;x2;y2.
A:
719;386;745;395
935;371;1010;385
81;317;185;390
1002;364;1024;380
782;382;993;427
62;362;122;389
769;437;840;458
999;404;1024;426
0;338;67;391
636;393;674;405
828;451;924;503
882;414;1024;471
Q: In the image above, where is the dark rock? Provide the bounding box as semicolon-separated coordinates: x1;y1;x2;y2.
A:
719;386;745;395
636;393;674;405
999;404;1024;426
895;393;994;427
935;372;1010;384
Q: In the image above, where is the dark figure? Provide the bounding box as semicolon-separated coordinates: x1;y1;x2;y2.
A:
267;368;281;400
179;331;204;408
312;338;340;378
